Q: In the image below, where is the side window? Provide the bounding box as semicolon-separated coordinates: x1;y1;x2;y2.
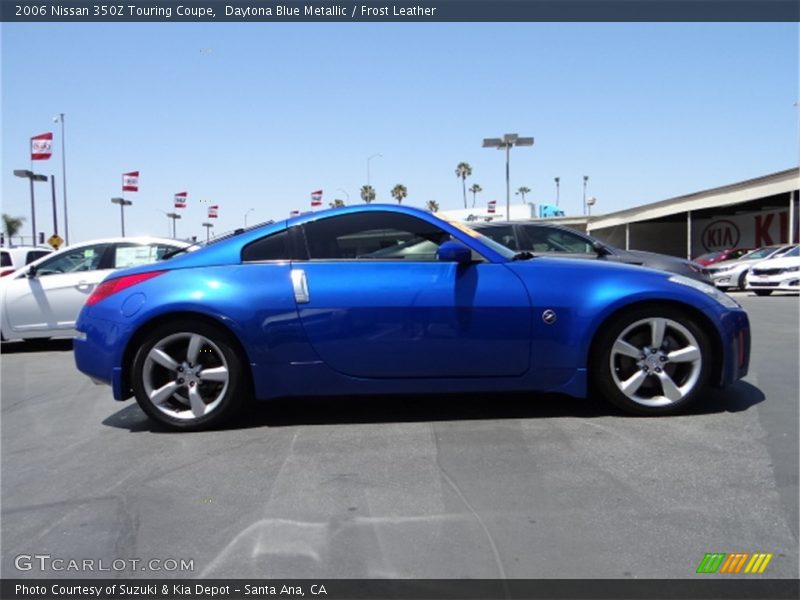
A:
25;250;50;264
113;243;179;268
1;252;11;268
36;244;111;276
301;212;451;261
520;226;594;254
242;230;291;262
475;226;518;251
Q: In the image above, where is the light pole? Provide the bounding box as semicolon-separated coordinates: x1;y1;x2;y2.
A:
244;208;254;227
587;196;597;218
53;113;69;244
582;175;589;215
14;169;48;245
110;197;133;237
554;177;560;207
335;188;350;203
367;153;382;189
166;212;181;238
50;175;58;237
482;133;534;221
202;222;214;242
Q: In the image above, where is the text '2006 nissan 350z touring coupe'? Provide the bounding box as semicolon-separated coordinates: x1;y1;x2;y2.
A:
74;205;751;431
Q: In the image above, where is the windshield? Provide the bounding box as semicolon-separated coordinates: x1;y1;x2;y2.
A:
782;245;799;258
163;221;275;258
743;246;783;260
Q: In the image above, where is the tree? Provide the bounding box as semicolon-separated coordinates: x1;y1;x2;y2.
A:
2;213;26;243
516;186;531;202
468;183;482;208
455;162;472;208
426;200;439;213
360;185;376;204
391;184;408;205
329;199;346;208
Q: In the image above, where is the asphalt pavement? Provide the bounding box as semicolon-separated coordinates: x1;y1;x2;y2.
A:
1;292;797;579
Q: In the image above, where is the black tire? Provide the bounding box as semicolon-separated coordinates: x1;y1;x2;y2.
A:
590;306;711;416
753;289;773;296
736;271;748;291
131;319;247;431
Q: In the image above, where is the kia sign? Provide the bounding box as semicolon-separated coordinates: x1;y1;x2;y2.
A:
701;219;740;252
694;209;793;252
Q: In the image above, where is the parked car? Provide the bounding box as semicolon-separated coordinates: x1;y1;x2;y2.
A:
0;246;52;277
74;205;750;430
693;247;753;267
0;237;188;341
706;245;795;291
471;221;710;282
745;245;800;296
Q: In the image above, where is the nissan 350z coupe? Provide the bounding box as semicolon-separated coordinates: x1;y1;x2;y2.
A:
74;205;751;430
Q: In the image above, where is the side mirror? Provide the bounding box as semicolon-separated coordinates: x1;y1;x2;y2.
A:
592;240;611;257
437;240;473;264
27;264;38;278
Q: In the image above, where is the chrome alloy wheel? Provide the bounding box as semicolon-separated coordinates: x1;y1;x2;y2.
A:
609;317;702;408
142;332;230;420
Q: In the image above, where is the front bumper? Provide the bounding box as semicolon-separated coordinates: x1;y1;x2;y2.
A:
74;314;134;401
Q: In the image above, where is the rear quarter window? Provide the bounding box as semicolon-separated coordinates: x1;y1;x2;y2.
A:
1;252;11;268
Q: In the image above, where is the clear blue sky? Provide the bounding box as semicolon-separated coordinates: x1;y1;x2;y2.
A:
2;22;797;243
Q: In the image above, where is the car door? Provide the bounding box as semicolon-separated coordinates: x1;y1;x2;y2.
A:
4;243;113;334
292;211;532;379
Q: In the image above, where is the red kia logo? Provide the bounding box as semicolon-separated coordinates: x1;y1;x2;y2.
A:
701;220;740;252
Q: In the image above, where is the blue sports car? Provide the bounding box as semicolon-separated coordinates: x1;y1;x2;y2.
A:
74;205;750;430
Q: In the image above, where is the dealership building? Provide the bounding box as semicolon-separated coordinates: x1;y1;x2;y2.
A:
446;168;799;259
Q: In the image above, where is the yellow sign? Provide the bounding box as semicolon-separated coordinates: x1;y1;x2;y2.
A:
48;234;64;250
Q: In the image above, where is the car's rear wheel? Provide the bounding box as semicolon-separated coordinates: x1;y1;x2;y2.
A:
131;320;246;430
591;307;710;416
753;289;773;296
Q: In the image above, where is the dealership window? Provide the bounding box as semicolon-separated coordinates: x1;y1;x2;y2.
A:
300;212;452;261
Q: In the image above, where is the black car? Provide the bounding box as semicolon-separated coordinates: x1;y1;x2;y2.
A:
471;221;711;283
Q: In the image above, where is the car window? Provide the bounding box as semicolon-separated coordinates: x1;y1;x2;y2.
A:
301;212;451;261
25;250;50;264
242;230;291;262
0;251;10;268
518;225;594;253
36;244;112;276
783;246;799;258
474;226;518;251
113;243;180;268
744;246;782;260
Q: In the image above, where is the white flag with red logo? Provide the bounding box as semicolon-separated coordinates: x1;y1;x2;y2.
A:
208;205;219;219
487;200;497;214
174;192;187;209
310;190;323;207
31;133;53;160
122;171;139;192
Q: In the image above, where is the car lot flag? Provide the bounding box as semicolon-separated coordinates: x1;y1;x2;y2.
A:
31;133;53;160
174;192;187;209
122;171;139;192
311;190;323;207
208;204;219;219
487;200;497;214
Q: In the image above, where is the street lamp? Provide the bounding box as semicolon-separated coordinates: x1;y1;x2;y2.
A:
482;133;534;221
367;153;382;189
587;196;597;218
110;197;133;237
582;175;589;215
554;177;560;207
244;208;254;227
14;169;48;245
166;212;181;238
53;113;69;245
202;222;214;242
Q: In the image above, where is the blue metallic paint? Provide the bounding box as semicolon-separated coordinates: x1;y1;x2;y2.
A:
73;204;750;405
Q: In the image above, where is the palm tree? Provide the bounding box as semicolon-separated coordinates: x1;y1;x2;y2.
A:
468;183;482;208
455;162;472;208
329;199;346;208
2;213;26;244
426;200;439;213
360;185;376;204
391;184;408;205
516;186;531;202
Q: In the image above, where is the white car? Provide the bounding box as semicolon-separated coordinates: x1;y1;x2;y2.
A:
0;237;188;341
1;246;52;278
745;245;800;296
706;244;794;290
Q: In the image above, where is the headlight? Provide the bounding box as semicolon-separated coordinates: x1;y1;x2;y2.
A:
668;275;740;308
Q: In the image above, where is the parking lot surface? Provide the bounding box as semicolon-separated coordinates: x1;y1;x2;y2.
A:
1;293;797;579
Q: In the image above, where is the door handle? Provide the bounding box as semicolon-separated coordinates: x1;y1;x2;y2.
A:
290;269;310;304
76;280;93;290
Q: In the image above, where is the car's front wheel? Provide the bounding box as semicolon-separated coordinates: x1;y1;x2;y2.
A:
591;307;711;416
131;320;247;430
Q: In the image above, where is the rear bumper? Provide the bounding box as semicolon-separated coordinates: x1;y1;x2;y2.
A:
74;314;133;401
